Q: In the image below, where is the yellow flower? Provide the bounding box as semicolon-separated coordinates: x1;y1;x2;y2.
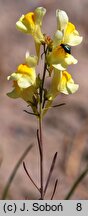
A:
7;80;39;115
46;10;83;71
54;9;83;47
7;53;40;115
47;45;77;70
7;81;35;102
16;7;46;57
7;70;38;112
7;63;36;88
43;69;79;116
7;51;41;112
49;69;79;99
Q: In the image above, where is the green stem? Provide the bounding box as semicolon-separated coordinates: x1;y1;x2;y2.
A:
39;103;44;199
2;143;33;200
41;62;47;96
38;44;47;199
65;166;88;200
41;44;47;104
44;152;58;196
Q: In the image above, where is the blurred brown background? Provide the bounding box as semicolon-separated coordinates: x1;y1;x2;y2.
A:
0;0;88;199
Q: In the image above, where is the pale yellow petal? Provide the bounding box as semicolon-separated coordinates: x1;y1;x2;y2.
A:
56;9;68;31
17;75;33;88
52;63;66;70
53;30;63;47
33;25;44;43
65;22;75;35
59;71;79;94
8;73;21;81
67;81;79;93
35;41;41;60
64;22;83;46
34;7;46;26
65;53;78;65
65;34;83;46
16;20;28;33
25;51;38;67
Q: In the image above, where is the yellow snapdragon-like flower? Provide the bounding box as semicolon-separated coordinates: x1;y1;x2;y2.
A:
7;81;35;102
16;7;46;57
47;69;79;100
47;45;77;71
43;69;79;116
7;53;38;105
54;9;83;46
46;9;82;71
7;64;36;89
7;65;38;115
50;69;79;97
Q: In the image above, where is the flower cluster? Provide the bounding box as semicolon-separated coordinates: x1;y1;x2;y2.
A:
7;7;83;116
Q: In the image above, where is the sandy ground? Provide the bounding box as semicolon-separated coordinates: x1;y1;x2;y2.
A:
0;0;88;199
